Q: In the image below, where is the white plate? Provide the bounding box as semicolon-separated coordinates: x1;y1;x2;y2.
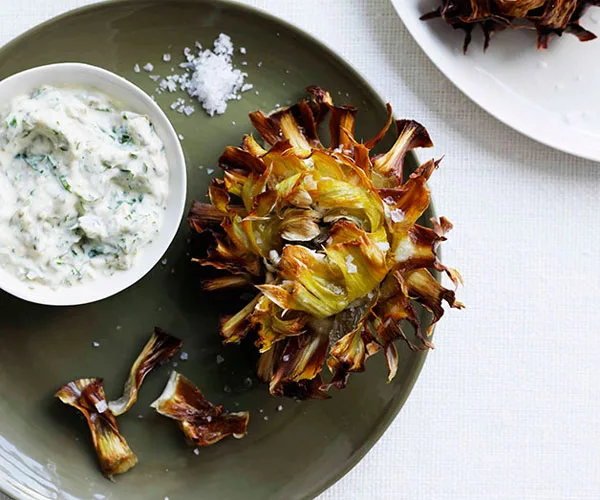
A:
392;0;600;162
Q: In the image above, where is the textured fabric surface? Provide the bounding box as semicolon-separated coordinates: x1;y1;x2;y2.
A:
0;1;599;499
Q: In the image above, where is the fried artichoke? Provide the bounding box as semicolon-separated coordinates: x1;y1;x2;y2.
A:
55;378;138;478
108;328;183;416
151;371;249;446
188;87;462;399
422;0;600;51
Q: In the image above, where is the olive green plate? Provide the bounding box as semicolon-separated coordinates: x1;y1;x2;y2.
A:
0;1;431;499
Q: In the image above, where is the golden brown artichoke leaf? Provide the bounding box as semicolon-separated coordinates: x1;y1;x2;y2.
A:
306;85;334;124
151;371;249;447
220;295;261;343
257;340;285;383
242;134;268;157
55;379;137;479
401;268;464;336
268;331;331;399
193;231;262;277
108;328;183;416
219;145;266;175
259;244;350;318
364;103;394;150
325;294;380;390
326;328;366;389
329;105;358;153
325;221;389;304
251;295;307;352
201;274;253;292
188;201;227;232
373;120;433;182
250;106;314;156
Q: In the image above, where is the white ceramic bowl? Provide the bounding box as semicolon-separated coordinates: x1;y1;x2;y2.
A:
0;63;187;306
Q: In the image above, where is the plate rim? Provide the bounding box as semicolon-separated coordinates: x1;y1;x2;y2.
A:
392;0;600;163
0;1;432;499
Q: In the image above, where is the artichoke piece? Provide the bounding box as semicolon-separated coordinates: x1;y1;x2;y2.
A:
188;87;462;398
108;328;183;416
151;371;249;447
422;0;599;51
372;120;432;183
55;378;137;479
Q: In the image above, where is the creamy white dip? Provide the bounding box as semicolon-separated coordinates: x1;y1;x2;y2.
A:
0;85;169;288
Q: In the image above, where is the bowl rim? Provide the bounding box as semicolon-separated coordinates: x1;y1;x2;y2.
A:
0;62;187;306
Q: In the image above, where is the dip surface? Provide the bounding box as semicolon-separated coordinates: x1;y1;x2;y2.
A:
0;85;169;288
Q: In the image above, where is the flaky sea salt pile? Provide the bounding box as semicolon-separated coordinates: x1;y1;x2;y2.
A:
154;34;252;116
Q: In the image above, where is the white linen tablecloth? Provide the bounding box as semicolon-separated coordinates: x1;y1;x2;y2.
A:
1;0;599;499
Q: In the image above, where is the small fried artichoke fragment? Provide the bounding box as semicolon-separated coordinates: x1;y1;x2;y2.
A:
421;0;600;52
55;378;137;479
151;371;249;447
108;328;183;416
188;87;462;399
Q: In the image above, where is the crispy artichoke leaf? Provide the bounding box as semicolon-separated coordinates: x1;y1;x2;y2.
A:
310;150;346;180
248;110;283;147
364;103;394;150
274;375;330;400
251;295;307;352
151;371;249;447
188;201;227;232
108;328;183;416
306;85;334;124
539;0;579;30
56;379;137;479
260;245;348;318
250;107;313;156
268;331;331;399
263;141;310;187
370;273;434;380
209;178;232;213
202;274;253;292
220;295;261;343
372;120;433;182
325;294;380;390
391;223;446;272
241;168;269;213
329;105;358;153
219;145;266;175
257;341;285;383
400;268;465;336
325;221;389;304
223;215;262;256
242;134;268;157
381;158;438;233
194;230;262;276
326;328;366;389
